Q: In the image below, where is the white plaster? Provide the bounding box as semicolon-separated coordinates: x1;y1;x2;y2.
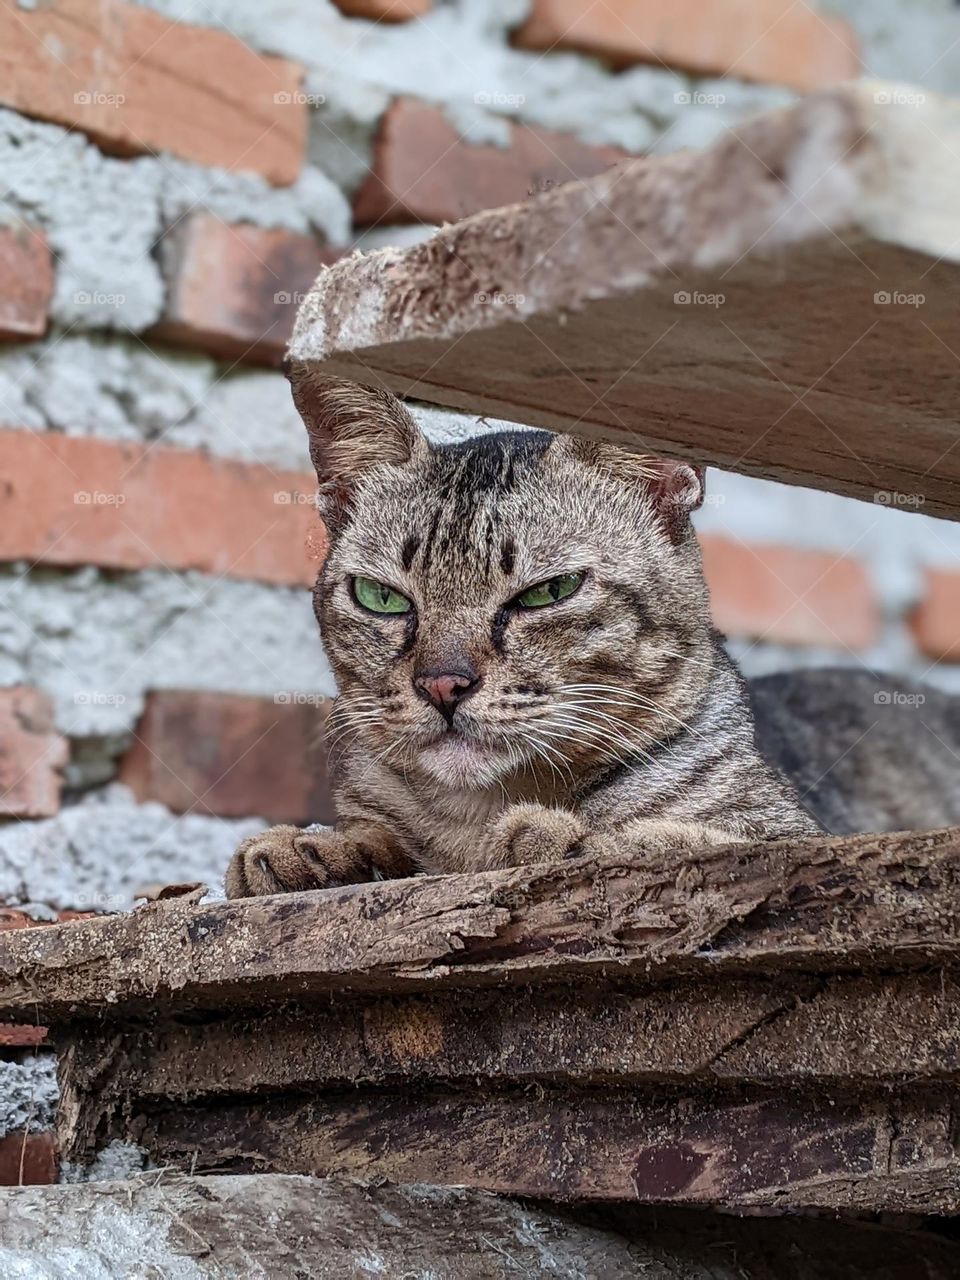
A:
0;785;262;911
0;109;351;341
0;1056;58;1139
166;368;312;471
0;565;332;737
61;1142;150;1184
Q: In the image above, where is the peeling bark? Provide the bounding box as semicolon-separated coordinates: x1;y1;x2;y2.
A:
7;828;960;1216
1;828;958;1022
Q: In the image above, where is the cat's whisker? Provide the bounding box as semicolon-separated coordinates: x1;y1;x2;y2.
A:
557;684;707;740
516;733;567;787
534;716;642;770
538;713;675;777
518;730;575;786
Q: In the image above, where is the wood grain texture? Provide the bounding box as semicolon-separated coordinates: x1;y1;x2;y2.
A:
6;1176;956;1278
27;825;960;1214
289;85;960;516
120;1085;960;1213
2;827;959;1023
57;973;960;1108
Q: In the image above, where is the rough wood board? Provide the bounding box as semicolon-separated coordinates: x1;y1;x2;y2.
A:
288;84;960;518
1;827;959;1022
58;973;960;1107
122;1085;960;1213
4;1176;955;1279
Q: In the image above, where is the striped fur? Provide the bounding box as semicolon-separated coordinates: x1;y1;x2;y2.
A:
226;382;818;897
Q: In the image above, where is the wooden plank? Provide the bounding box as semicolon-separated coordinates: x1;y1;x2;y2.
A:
120;1085;960;1214
58;973;960;1108
288;84;960;518
1;828;959;1022
5;1175;957;1278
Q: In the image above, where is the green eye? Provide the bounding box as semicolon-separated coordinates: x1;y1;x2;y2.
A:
352;576;412;615
516;572;584;609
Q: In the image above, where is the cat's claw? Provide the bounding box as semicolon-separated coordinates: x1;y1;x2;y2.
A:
224;824;348;898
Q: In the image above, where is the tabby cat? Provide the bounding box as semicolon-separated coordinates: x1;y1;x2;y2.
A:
225;376;820;897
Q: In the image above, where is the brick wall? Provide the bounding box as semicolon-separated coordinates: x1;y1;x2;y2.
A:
0;0;957;1185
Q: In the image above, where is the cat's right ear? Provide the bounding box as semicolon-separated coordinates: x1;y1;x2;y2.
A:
285;365;424;529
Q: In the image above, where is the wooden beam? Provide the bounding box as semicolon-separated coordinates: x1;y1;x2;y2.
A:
6;1175;958;1277
56;973;960;1108
115;1084;960;1213
288;84;960;518
1;827;958;1023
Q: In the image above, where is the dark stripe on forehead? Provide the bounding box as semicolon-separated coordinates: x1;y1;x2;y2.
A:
419;489;448;577
432;429;553;494
483;516;495;578
500;537;516;576
400;534;420;571
417;432;552;583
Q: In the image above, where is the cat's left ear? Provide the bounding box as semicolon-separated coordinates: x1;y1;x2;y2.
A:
285;365;424;528
641;457;705;543
561;436;703;543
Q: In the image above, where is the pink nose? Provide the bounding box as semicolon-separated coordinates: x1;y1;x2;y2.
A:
414;667;482;723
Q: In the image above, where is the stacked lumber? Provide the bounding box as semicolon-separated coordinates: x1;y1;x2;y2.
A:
1;829;960;1218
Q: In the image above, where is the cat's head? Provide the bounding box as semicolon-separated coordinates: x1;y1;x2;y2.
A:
293;373;713;790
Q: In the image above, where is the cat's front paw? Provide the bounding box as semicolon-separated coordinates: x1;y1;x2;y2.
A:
479;803;590;869
224;824;362;898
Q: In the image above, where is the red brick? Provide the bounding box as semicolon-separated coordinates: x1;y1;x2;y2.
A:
0;431;325;588
0;908;96;931
513;0;858;92
353;98;629;225
119;690;335;824
910;568;960;661
334;0;430;18
155;216;343;365
0;225;53;342
0;0;305;184
700;536;877;650
0;1131;58;1187
0;688;67;819
0;909;40;932
0;1024;46;1047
